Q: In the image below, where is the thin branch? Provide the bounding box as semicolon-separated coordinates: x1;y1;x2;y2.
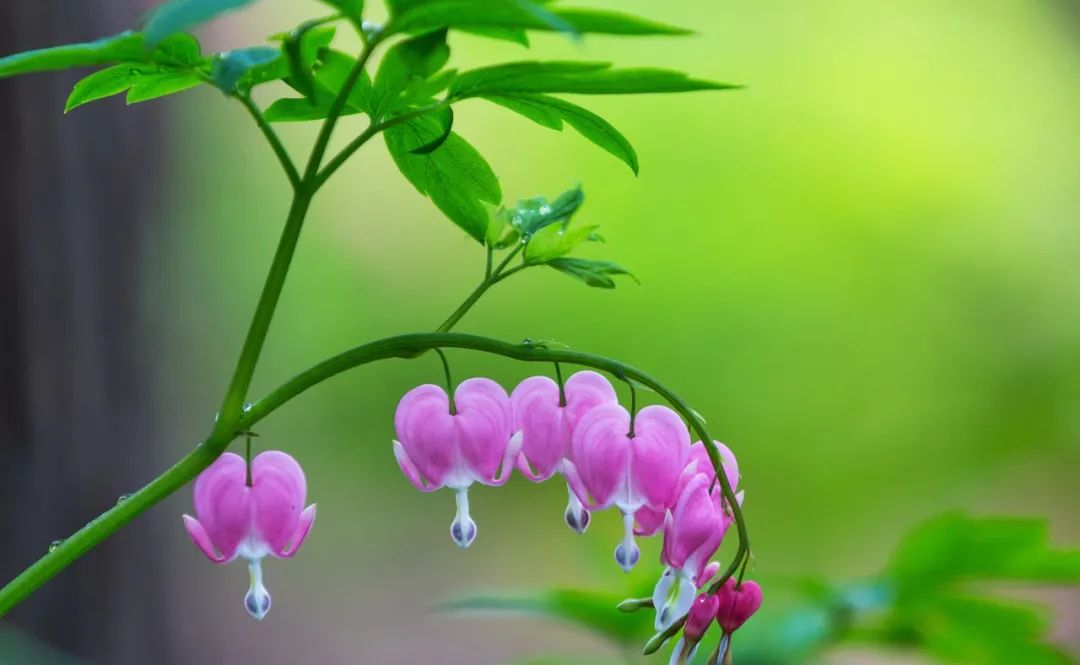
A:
239;94;300;189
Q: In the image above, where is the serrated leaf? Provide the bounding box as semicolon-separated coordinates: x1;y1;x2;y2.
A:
389;0;689;38
65;65;201;112
385;115;501;242
451;61;733;98
211;46;281;93
371;29;450;119
485;93;638;173
439;588;652;647
0;32;147;78
145;0;258;46
548;257;635;289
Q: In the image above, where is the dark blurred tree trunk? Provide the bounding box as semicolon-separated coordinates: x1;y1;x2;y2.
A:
0;1;173;663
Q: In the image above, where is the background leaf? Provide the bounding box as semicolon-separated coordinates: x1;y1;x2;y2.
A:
0;32;147;78
211;46;281;93
144;0;258;45
389;0;689;37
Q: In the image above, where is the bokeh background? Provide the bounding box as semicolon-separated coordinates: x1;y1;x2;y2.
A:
1;0;1078;663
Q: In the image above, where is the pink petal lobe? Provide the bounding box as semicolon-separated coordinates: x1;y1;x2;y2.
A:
561;371;618;430
570;403;632;509
629;406;690;510
454;378;513;484
251;451;308;556
511;376;566;481
182;515;229;563
279;504;317;558
191;452;250;560
394;384;457;488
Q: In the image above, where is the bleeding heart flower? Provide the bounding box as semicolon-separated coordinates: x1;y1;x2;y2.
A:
652;471;736;630
565;403;690;571
715;578;763;634
511;370;617;533
182;450;316;620
636;440;741;537
393;377;520;548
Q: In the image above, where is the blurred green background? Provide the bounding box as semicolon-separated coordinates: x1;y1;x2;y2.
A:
34;0;1080;662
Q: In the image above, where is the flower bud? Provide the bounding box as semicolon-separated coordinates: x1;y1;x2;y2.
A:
685;592;720;641
714;579;763;634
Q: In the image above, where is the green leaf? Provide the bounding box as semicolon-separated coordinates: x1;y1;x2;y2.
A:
485;93;638;173
319;0;364;16
145;0;258;46
888;513;1080;595
410;106;454;154
548;257;635;289
211;46;281;93
314;50;373;112
438;588;652;647
282;23;337;98
451;61;733;98
371;29;450;118
525;223;601;263
65;65;201;112
457;26;531;46
0;32;146;78
385;115;501;242
389;0;690;38
505;185;585;237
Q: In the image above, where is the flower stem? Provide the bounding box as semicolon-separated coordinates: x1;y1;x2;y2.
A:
435;348;457;414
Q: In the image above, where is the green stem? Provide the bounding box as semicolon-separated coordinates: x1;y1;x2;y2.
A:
315;99;452;188
303;35;383;182
212;192;313;437
238;93;300;189
626;379;638;438
435;348;457;414
554;361;567;406
435;244;523;333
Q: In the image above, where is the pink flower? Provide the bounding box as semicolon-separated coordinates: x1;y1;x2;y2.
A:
565;403;690;571
636;440;740;537
715;579;763;634
652;472;733;629
666;593;719;665
393;378;520;548
511;370;617;533
182;451;316;620
686;592;720;640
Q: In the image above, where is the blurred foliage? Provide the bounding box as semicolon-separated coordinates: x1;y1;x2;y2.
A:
446;514;1079;664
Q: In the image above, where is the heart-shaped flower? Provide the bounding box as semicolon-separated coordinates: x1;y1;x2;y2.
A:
182;450;316;620
511;370;617;533
636;440;740;537
565;403;690;571
393;377;520;548
715;578;763;634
